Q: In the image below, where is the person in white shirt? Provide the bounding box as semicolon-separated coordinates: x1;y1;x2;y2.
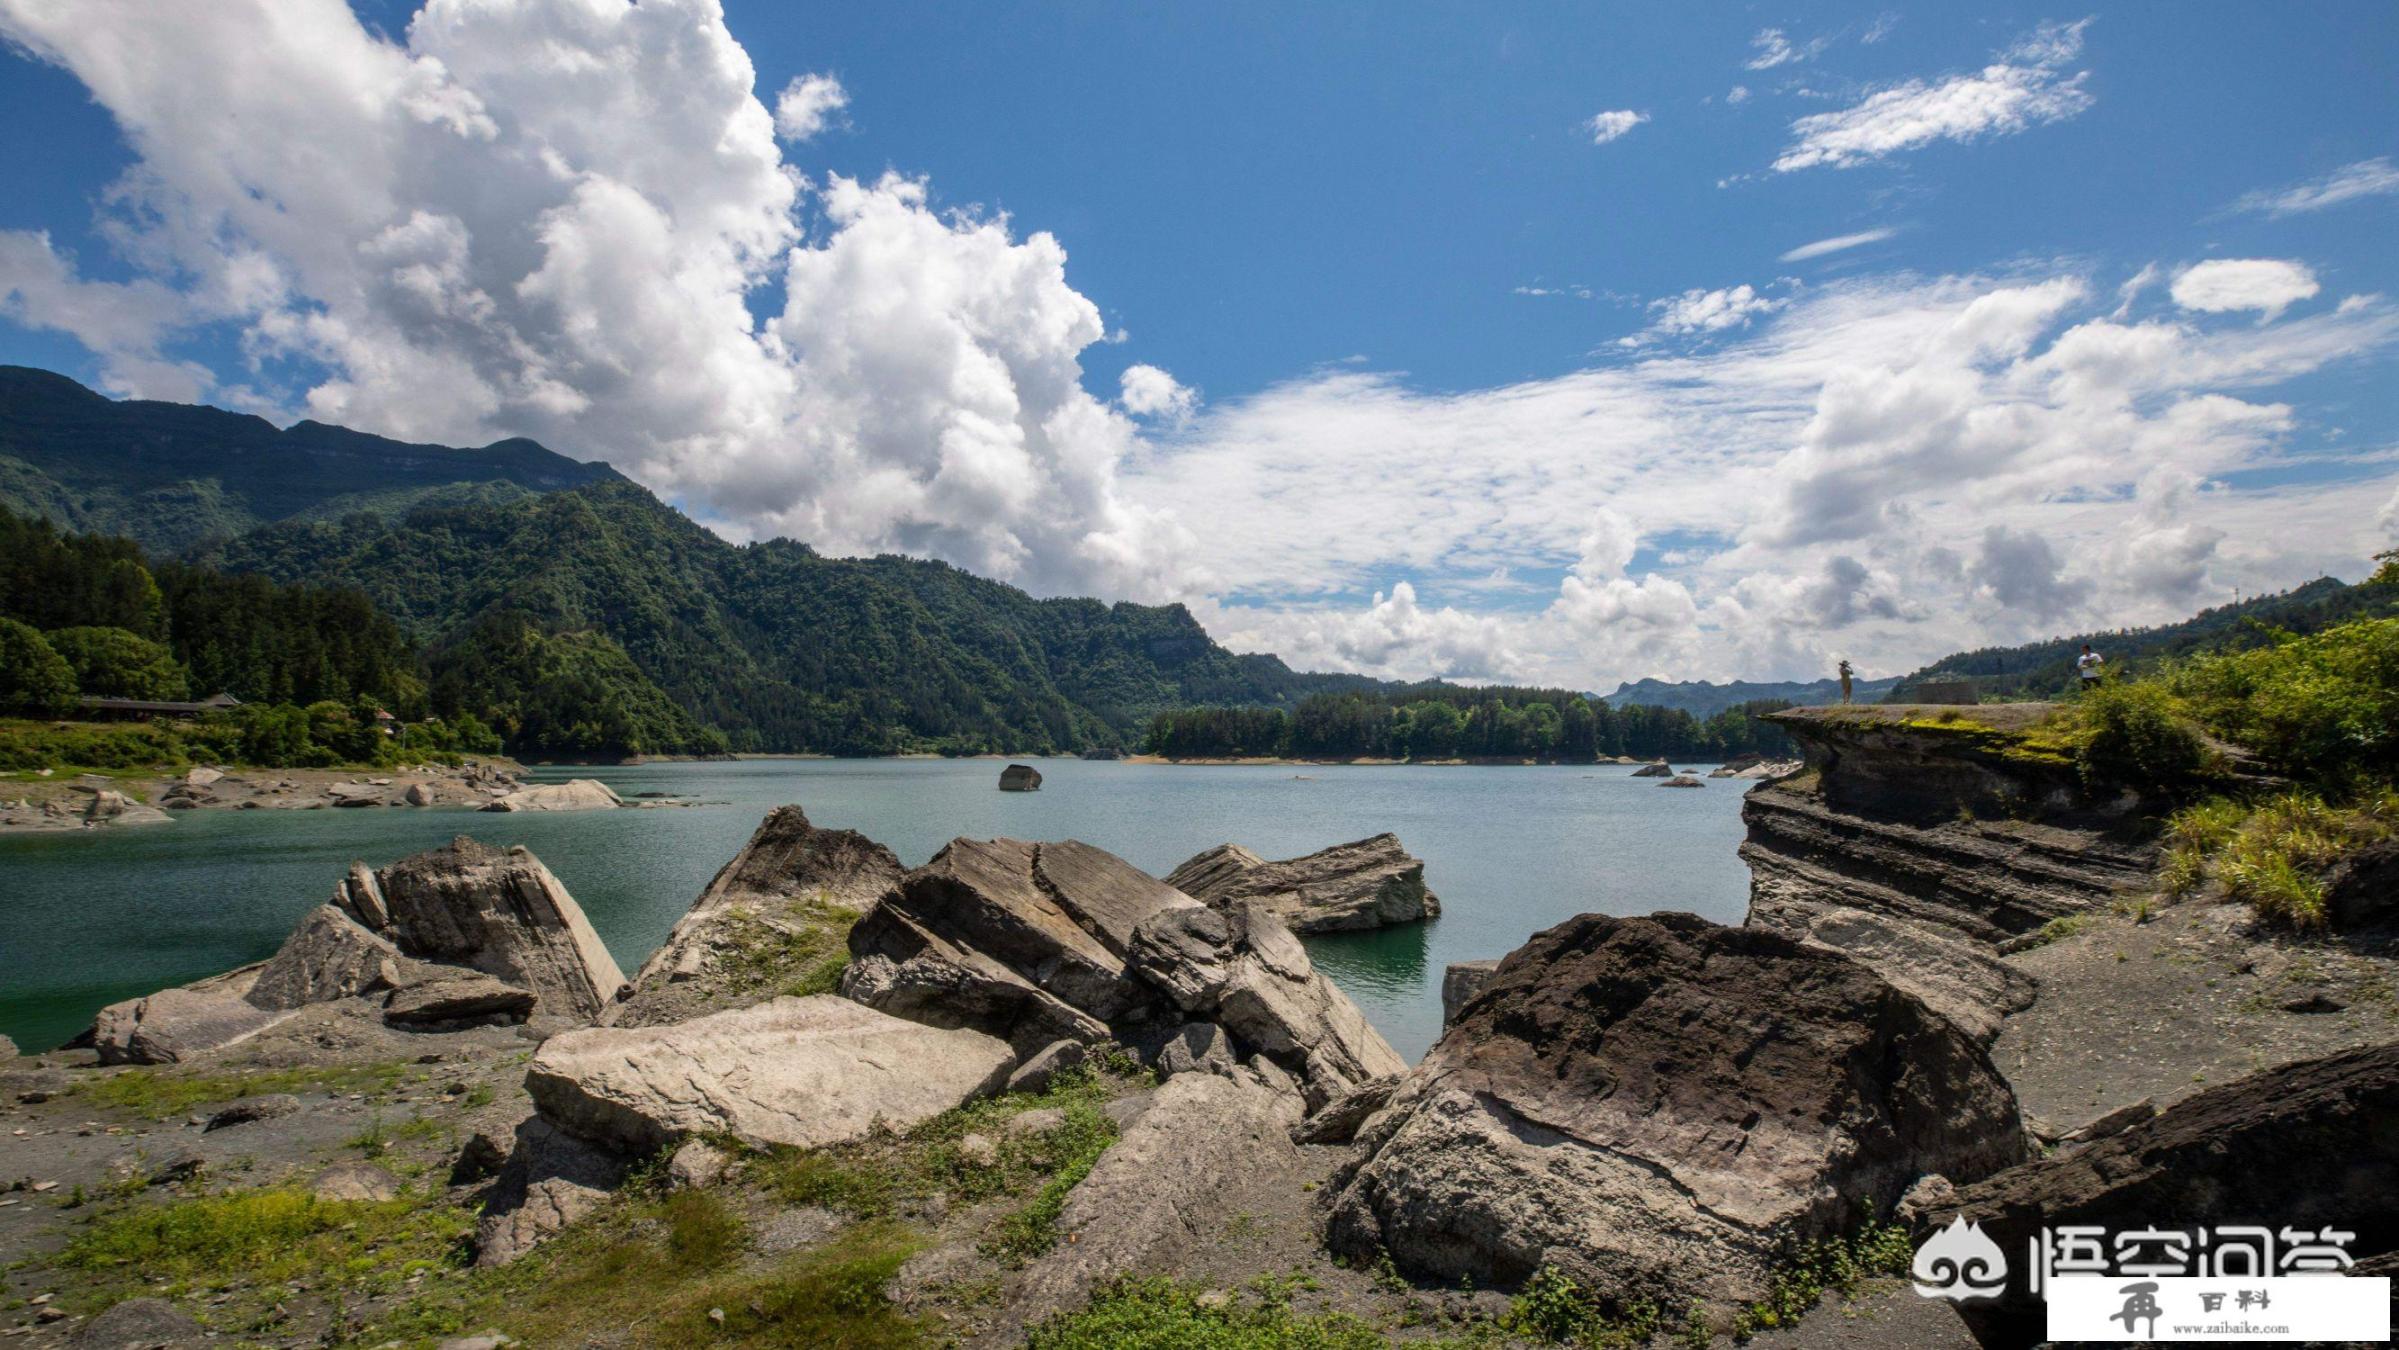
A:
2076;645;2104;690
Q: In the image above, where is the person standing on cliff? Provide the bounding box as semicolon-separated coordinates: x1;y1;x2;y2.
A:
2076;644;2104;690
1837;659;1853;704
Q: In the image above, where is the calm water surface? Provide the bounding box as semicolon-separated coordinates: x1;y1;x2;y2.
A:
0;759;1756;1058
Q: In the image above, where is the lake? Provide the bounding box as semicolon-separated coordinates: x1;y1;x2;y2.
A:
0;759;1757;1060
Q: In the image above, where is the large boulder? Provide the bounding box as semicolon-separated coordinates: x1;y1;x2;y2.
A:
371;837;626;1021
1630;760;1675;778
475;1117;626;1267
92;970;292;1065
1127;901;1406;1111
247;905;409;1010
383;973;538;1028
525;995;1014;1153
84;789;171;826
1164;833;1440;933
1320;912;2025;1315
1933;1041;2399;1347
479;778;622;812
998;763;1042;792
1439;959;1498;1027
614;806;903;1026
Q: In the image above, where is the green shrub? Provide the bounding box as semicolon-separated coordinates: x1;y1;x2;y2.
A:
2156;789;2399;928
2067;680;2215;792
2171;615;2399;781
44;625;188;700
0;617;78;714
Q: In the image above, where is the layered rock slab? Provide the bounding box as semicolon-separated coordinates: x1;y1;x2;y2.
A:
1932;1040;2399;1347
1165;833;1439;933
524;995;1014;1154
1320;911;2025;1313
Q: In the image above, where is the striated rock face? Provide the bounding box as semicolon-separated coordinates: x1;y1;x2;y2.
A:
479;778;622;812
371;837;626;1021
1740;708;2155;1045
1933;1041;2399;1347
1164;833;1439;933
1439;959;1498;1027
843;835;1402;1112
613;806;904;1026
1320;912;2025;1314
91;837;624;1063
524;995;1014;1153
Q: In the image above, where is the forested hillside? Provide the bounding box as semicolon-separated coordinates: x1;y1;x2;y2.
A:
1144;686;1795;763
0;366;620;555
1892;575;2384;700
206;480;1374;755
1602;674;1900;717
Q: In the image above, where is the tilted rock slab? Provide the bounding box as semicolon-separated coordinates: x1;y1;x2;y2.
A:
370;837;626;1021
479;778;622;812
614;805;903;1026
1320;912;2026;1314
1932;1040;2399;1348
524;995;1014;1154
1165;833;1440;933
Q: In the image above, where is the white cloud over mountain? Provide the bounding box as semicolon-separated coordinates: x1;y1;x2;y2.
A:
0;1;2392;693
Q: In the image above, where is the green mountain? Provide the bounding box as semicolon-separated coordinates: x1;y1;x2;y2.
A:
0;366;621;556
1600;675;1901;717
205;478;1374;756
1889;576;2386;701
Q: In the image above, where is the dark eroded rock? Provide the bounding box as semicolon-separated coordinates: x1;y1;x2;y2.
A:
1165;833;1439;933
998;763;1042;792
384;973;538;1028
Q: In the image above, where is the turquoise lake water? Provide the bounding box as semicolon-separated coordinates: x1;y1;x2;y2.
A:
0;759;1757;1060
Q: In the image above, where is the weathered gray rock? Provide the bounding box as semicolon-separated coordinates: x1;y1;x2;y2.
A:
1631;760;1675;777
1164;833;1440;933
476;1118;627;1266
1440;959;1498;1027
1009;1070;1303;1322
1005;1039;1088;1095
403;782;437;807
1321;912;2025;1315
1292;1073;1400;1145
1126;901;1407;1111
1659;774;1704;788
1747;901;2037;1047
204;1094;302;1132
372;838;626;1021
247;905;407;1010
998;763;1042;792
313;1160;402;1202
383;973;538;1028
1935;1041;2399;1347
85;789;172;826
184;767;224;788
1156;1021;1238;1079
614;806;903;1026
667;1139;732;1190
91;970;293;1066
0;1034;16;1060
479;778;621;812
525;995;1014;1153
72;1296;205;1348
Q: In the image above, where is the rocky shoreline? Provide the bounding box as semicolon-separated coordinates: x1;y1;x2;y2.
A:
0;763;705;834
1;706;2392;1346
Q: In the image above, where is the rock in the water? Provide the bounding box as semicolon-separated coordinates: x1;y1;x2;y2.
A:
997;763;1043;791
615;806;903;1025
72;1296;205;1348
525;995;1014;1153
313;1160;402;1202
1164;833;1440;933
372;837;626;1021
1321;912;2025;1314
1126;901;1407;1111
1630;760;1675;777
1156;1021;1238;1079
1659;774;1704;788
1439;959;1498;1027
384;973;538;1028
476;1118;627;1266
248;905;407;1010
1009;1070;1303;1322
204;1094;302;1132
479;779;622;812
1935;1041;2399;1346
85;789;172;826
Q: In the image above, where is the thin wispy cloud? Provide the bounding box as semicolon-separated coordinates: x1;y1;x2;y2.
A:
1772;18;2095;172
2232;157;2399;217
1745;27;1828;71
1780;228;1897;262
1585;109;1648;145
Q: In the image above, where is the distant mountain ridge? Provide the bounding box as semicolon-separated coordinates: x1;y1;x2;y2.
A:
0;365;621;556
1601;675;1901;717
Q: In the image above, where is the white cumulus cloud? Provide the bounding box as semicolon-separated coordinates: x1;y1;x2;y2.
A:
1119;364;1196;421
773;71;847;141
1645;284;1786;337
1585;109;1647;145
2171;259;2320;318
1772;19;2094;172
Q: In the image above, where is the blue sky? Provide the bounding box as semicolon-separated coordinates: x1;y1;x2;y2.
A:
2;2;2395;686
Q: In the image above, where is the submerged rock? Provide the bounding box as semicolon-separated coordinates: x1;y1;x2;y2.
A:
479;779;622;813
1320;912;2024;1315
1630;760;1675;777
1164;833;1440;933
524;995;1014;1153
998;763;1043;792
1659;774;1704;788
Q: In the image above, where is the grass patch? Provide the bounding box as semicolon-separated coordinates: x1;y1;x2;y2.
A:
1026;1276;1406;1350
2159;788;2398;928
57;1185;472;1308
2017;912;2100;950
1729;1219;1916;1339
78;1060;415;1120
981;1101;1117;1263
712;901;863;999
